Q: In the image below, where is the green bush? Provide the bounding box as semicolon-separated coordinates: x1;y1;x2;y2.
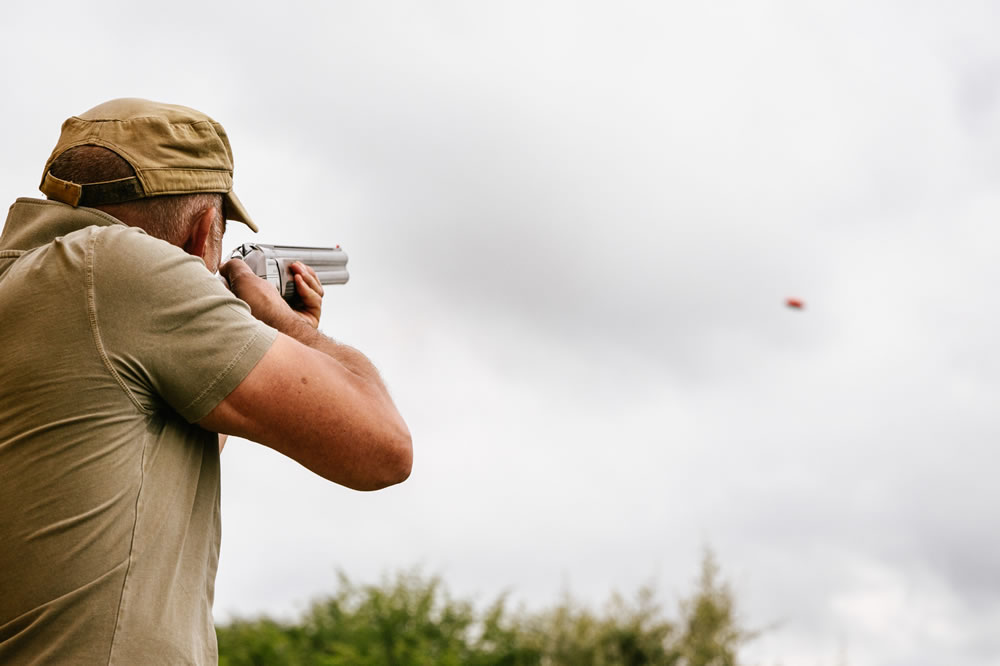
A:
217;552;751;666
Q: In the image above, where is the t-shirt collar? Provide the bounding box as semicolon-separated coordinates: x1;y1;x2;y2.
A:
0;198;126;252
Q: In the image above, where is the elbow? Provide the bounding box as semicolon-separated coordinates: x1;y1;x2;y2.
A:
392;432;414;485
358;428;412;491
386;429;413;486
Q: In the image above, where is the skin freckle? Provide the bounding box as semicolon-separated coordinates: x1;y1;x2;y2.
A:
301;377;308;385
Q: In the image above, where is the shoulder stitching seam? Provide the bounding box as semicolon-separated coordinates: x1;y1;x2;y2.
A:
86;231;149;414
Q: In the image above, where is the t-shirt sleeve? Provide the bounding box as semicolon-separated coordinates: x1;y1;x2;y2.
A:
88;225;278;422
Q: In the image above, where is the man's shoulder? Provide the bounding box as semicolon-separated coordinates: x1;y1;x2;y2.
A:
87;220;172;255
49;219;143;260
89;221;211;287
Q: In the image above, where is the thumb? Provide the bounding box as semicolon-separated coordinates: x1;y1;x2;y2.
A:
219;257;253;283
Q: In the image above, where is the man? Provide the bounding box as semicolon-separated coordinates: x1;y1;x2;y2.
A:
0;99;412;664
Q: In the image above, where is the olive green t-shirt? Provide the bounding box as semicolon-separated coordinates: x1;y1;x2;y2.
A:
0;199;278;665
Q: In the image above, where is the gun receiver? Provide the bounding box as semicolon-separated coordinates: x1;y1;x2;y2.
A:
229;243;349;304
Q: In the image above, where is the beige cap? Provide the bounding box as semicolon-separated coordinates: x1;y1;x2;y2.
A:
39;98;258;232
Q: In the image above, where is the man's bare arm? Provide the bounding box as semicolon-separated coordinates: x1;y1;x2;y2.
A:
200;259;411;490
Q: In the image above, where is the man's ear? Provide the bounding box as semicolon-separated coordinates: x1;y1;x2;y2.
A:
182;207;216;260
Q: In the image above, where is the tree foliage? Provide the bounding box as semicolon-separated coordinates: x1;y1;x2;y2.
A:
217;552;751;666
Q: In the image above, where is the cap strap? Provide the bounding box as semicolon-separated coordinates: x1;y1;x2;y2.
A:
40;172;82;206
41;172;146;208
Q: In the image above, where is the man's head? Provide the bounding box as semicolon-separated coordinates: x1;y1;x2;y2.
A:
40;98;256;271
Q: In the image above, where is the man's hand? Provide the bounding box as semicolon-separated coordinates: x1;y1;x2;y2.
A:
220;259;323;332
289;261;324;328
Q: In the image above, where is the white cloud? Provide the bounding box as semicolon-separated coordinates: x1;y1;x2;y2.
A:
4;2;1000;663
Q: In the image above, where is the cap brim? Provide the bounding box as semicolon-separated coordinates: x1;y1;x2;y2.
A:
225;190;258;232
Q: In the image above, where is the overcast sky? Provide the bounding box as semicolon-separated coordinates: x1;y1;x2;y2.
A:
4;2;1000;664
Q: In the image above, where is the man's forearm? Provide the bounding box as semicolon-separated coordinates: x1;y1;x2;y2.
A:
273;315;393;397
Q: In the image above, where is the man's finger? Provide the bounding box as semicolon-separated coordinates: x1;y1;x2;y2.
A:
291;261;318;280
292;262;325;297
219;258;254;281
304;268;324;297
220;259;271;300
295;274;321;305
